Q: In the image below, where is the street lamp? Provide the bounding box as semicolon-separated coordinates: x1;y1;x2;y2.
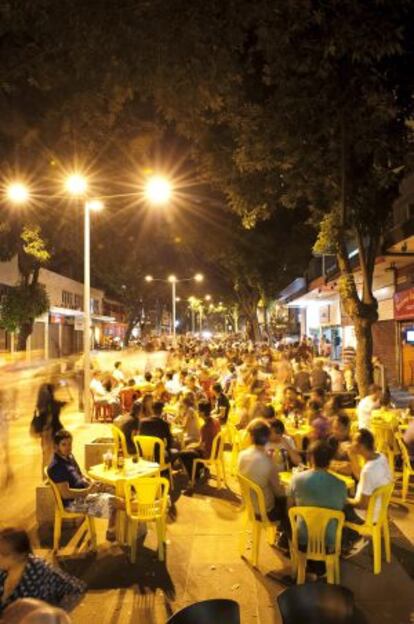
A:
145;175;172;205
145;274;204;338
65;172;104;421
5;181;30;205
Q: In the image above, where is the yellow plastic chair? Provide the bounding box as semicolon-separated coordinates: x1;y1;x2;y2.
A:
133;435;171;487
237;473;277;567
395;433;414;502
372;422;395;476
124;476;169;563
45;468;97;553
112;424;131;458
226;422;242;476
344;482;394;574
190;430;226;488
289;506;345;584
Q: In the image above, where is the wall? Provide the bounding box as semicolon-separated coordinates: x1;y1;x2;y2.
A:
372;320;398;386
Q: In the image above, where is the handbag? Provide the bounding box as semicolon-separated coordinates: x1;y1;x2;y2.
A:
30;409;43;437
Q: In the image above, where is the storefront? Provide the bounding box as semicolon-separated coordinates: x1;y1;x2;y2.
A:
394;287;414;387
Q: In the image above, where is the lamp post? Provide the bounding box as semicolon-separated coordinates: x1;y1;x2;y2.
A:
146;274;203;338
65;174;104;421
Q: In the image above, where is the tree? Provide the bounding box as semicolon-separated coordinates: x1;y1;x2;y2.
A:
0;222;50;349
178;204;313;340
129;0;414;394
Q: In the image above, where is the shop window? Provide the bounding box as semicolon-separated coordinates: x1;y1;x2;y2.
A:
62;290;73;308
74;294;83;310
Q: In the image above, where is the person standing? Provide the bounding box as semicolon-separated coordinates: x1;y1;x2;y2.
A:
33;378;65;479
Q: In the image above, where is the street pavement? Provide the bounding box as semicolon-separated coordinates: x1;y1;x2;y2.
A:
0;381;413;624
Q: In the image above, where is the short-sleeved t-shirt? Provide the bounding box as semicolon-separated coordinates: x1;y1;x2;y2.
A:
48;453;88;507
355;453;392;522
290;469;347;547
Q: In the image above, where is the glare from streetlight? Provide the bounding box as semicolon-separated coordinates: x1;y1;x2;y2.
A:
205;294;211;301
194;273;204;282
6;182;30;205
145;175;172;205
86;199;104;212
145;275;153;282
65;173;88;196
175;297;181;302
168;275;177;283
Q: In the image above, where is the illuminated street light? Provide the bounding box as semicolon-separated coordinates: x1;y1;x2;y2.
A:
168;275;177;283
145;175;172;205
194;273;204;282
65;173;88;196
6;182;30;204
205;294;212;301
145;275;153;282
86;199;104;212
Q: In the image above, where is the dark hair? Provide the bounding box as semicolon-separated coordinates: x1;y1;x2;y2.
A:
355;428;375;451
198;400;212;417
212;382;223;393
53;429;72;445
144;371;152;382
335;413;350;429
152;401;164;416
114;361;121;369
269;418;285;435
308;400;322;413
248;420;271;446
0;528;32;556
284;385;296;394
262;405;275;420
308;440;333;469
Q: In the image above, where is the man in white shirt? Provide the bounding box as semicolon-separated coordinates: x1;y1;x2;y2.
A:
357;384;381;430
238;419;290;552
111;361;125;386
348;428;392;522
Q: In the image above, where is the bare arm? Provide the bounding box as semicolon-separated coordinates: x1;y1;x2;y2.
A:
56;481;94;500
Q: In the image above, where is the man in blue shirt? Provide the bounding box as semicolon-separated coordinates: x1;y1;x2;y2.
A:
48;430;123;542
290;440;347;576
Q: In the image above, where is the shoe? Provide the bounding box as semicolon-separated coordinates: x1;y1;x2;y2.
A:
343;537;369;559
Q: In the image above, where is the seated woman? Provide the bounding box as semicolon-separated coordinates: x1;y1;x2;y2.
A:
180;393;200;444
48;430;124;542
0;529;85;616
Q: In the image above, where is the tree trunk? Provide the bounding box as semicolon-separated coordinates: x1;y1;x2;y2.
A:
354;316;374;397
17;321;33;351
336;230;378;397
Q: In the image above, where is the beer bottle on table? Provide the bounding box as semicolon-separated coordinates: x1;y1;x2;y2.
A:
117;447;125;470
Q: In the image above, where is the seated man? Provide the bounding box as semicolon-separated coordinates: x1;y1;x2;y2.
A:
267;419;301;473
357;384;381;431
113;400;142;456
238;419;290;552
347;428;392;521
138;400;174;461
89;371;121;416
211;382;230;424
111;361;125;387
179;400;221;482
328;414;360;479
290;440;347;576
48;430;124;542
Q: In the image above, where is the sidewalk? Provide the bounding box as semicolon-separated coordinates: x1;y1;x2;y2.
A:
1;402;413;624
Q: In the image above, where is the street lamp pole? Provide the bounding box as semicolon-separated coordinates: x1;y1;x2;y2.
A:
83;201;92;422
171;279;177;338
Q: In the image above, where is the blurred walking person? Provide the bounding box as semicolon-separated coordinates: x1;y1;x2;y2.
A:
31;376;65;479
